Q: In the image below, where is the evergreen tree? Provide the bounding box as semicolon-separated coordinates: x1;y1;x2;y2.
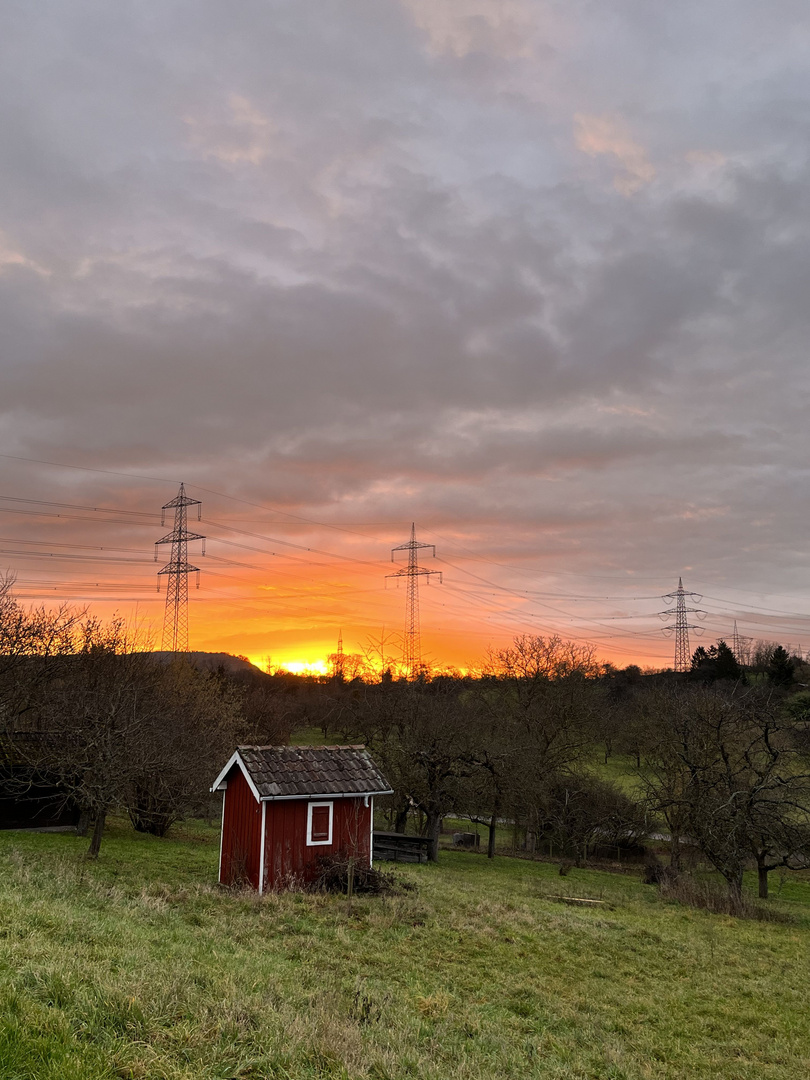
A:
691;641;743;682
768;645;795;687
714;640;743;682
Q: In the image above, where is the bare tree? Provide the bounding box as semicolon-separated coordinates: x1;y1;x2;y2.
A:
0;575;86;731
32;619;245;855
487;633;601;685
353;679;476;860
326;649;369;684
35;618;161;856
361;629;403;682
642;683;810;900
127;659;245;836
478;635;603;844
536;773;647;867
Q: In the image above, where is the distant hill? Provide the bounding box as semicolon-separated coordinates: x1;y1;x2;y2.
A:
149;652;265;676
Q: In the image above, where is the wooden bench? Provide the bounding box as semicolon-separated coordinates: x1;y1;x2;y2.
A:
373;831;431;863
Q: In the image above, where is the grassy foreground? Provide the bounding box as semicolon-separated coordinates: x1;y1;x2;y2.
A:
1;823;809;1080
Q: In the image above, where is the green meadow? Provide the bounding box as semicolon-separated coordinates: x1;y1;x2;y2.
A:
1;821;809;1080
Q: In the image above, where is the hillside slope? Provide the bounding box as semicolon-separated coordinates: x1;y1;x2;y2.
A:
1;822;809;1079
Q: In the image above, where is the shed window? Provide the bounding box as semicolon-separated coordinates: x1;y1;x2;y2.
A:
307;801;333;846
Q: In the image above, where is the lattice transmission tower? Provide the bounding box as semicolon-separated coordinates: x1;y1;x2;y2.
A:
332;629;345;681
387;523;441;679
155;483;205;653
732;619;742;662
659;577;706;672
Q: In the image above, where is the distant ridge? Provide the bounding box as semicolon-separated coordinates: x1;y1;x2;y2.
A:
149;652;265;676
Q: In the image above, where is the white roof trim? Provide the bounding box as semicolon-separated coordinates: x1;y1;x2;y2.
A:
261;788;393;802
209;750;262;803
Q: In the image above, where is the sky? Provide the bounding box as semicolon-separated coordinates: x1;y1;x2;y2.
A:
1;0;810;672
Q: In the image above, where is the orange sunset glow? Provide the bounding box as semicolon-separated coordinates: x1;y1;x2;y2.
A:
1;461;806;675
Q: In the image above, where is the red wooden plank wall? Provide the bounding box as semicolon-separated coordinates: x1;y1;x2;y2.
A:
263;797;371;890
220;767;262;889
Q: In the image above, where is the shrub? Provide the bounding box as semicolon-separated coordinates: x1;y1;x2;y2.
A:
658;874;790;922
311;852;414;896
642;850;679;887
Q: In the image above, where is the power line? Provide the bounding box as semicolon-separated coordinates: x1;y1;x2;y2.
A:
0;451;176;484
0;495;158;519
0;549;152;565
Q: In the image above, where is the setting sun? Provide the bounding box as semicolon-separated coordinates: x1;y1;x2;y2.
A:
267;658;330;677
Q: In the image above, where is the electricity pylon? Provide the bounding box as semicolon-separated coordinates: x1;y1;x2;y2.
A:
387;523;441;679
659;577;706;672
332;629;345;680
732;620;742;662
155;483;205;653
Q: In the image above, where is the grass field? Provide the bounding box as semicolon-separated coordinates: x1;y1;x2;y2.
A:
2;821;810;1080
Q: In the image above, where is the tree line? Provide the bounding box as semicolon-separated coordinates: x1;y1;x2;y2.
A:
4;577;810;906
0;581;302;856
320;634;810;903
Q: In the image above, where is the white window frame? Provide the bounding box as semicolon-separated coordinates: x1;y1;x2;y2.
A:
306;800;334;846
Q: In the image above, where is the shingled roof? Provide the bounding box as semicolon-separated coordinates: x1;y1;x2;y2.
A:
219;745;392;800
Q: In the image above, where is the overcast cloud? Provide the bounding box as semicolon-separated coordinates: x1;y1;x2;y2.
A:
1;0;809;667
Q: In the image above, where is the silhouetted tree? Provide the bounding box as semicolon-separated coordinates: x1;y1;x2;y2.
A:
536;773;647;867
352;679;476;860
691;640;743;683
127;660;245;836
0;575;86;731
768;645;795;687
27;619;246;854
474;635;603;851
643;683;810;900
596;664;643;764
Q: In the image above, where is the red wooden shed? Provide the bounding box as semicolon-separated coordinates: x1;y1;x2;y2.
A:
211;745;392;892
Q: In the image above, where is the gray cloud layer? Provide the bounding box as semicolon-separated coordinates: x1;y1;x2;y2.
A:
1;0;810;661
